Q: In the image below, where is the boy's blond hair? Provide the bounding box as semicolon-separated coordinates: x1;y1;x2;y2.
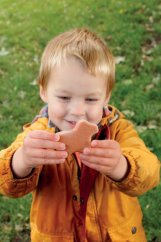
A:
38;28;115;95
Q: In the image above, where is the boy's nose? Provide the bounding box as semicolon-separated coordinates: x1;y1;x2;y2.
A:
70;101;85;116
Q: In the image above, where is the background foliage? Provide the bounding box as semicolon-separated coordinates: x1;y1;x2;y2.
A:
0;0;161;241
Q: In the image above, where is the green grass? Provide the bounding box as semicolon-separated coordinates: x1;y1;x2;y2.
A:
0;0;161;241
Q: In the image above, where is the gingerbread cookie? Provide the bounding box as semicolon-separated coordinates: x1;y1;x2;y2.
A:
58;120;98;155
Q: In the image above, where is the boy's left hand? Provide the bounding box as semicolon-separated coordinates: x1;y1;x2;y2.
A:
80;139;128;181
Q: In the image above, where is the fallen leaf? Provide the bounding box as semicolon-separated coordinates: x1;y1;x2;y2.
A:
122;110;135;118
18;90;26;99
123;79;133;85
147;120;157;129
152;75;160;85
0;47;9;56
115;56;125;64
30;79;37;86
136;125;147;133
15;224;23;232
146;204;150;209
144;83;155;91
33;55;39;63
2;100;10;107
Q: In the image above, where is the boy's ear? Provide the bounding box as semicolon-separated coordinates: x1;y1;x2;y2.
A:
40;86;47;103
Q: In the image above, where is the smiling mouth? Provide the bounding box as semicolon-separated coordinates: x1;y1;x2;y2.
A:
67;120;77;126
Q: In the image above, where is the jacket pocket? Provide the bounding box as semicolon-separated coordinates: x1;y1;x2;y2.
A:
107;212;147;242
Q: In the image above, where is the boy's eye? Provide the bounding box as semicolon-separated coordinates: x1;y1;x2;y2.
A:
57;96;70;101
86;98;99;102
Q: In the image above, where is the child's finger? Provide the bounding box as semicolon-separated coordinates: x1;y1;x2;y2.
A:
81;159;112;173
91;139;119;149
80;153;114;166
28;130;60;142
28;148;68;160
32;158;66;165
24;137;66;150
82;147;114;158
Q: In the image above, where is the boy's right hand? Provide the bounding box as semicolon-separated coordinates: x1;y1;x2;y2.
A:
12;130;67;178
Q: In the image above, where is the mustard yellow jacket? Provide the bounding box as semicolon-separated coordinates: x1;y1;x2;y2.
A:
0;106;160;242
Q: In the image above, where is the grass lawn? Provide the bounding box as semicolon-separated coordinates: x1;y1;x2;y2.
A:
0;0;161;241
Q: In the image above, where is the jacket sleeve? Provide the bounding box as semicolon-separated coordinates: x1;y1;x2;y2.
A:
0;119;48;198
109;118;160;196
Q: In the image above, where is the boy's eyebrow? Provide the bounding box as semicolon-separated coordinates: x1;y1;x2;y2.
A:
86;92;102;96
54;89;71;94
54;88;67;92
54;89;102;96
55;89;102;96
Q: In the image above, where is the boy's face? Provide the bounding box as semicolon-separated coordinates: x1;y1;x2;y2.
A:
40;58;109;131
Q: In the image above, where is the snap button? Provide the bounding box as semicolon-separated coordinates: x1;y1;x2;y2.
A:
72;195;77;201
80;198;85;204
131;226;137;234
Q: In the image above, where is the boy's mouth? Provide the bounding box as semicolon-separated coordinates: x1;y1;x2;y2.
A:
65;119;87;128
67;120;77;126
65;120;82;129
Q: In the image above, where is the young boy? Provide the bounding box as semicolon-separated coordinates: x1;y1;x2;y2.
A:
0;28;160;242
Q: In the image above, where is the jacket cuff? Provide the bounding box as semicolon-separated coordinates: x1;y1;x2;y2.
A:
106;150;141;195
0;148;41;197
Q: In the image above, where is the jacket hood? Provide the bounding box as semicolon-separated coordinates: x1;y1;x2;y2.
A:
101;105;124;126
